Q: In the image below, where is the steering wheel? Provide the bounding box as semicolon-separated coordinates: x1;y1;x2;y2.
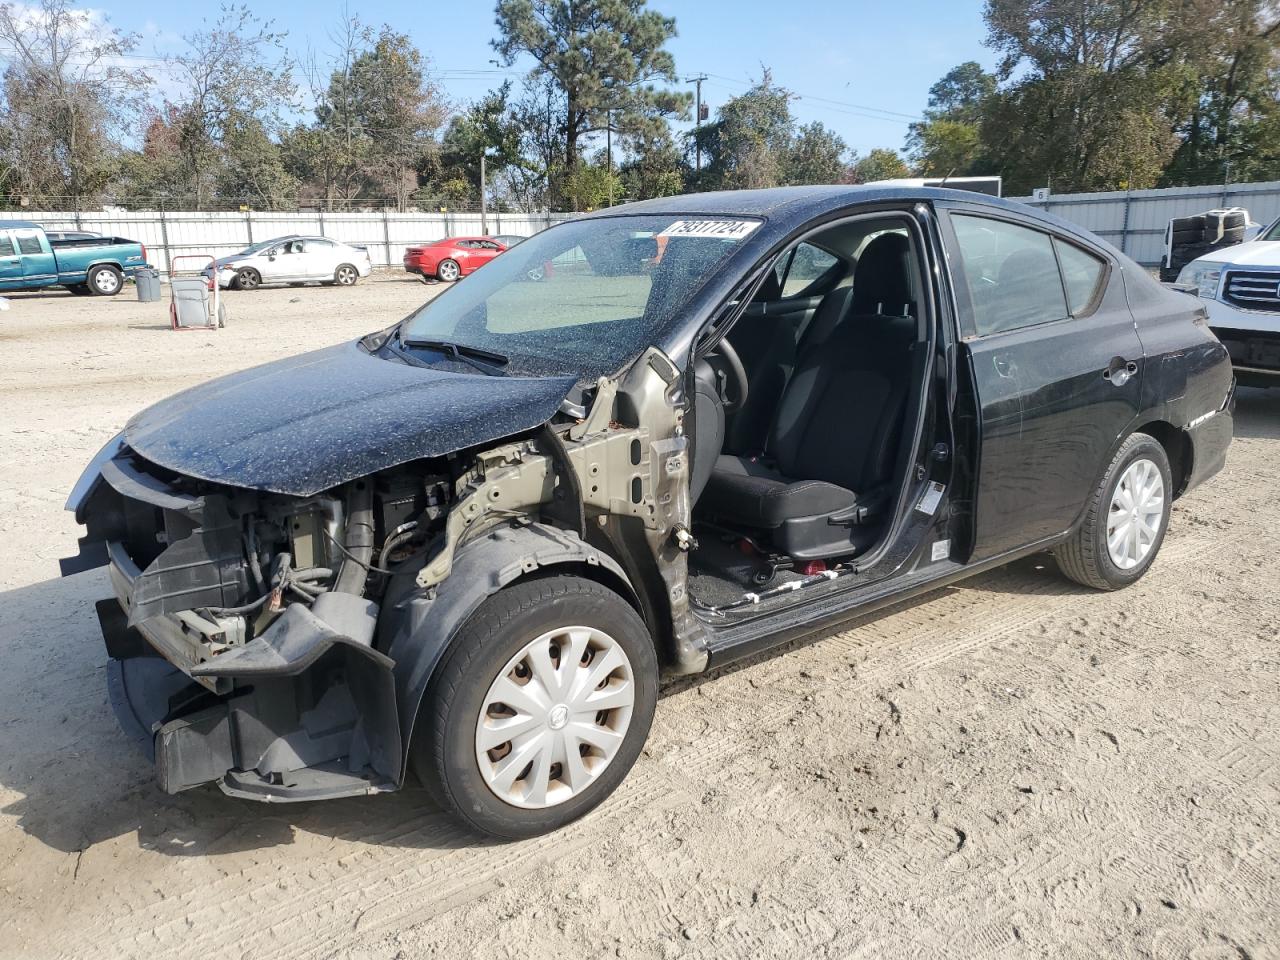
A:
705;337;749;412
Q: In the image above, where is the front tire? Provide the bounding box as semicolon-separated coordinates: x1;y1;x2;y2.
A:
1055;432;1172;590
86;265;122;296
412;575;658;839
235;267;261;291
436;258;461;282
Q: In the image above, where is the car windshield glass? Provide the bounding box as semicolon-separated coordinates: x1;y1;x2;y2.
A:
237;239;280;256
399;214;760;378
1263;218;1280;240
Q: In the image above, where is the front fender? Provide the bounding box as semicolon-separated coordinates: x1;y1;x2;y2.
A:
382;522;635;781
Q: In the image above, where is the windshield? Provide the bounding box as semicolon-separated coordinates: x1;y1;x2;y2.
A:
236;239;283;256
1263;218;1280;241
398;214;760;378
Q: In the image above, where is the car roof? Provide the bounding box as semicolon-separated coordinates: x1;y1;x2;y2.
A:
0;220;44;230
574;184;1124;260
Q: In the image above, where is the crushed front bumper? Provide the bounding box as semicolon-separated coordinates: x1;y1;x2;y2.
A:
68;446;404;802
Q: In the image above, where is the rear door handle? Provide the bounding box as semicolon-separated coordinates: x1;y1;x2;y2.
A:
1103;358;1139;386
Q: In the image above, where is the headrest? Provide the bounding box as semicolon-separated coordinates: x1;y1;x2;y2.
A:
852;233;913;316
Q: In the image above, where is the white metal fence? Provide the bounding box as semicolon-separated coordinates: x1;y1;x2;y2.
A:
0;209;576;273
1009;180;1280;267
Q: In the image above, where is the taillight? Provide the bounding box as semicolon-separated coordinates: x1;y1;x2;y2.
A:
140;243;148;263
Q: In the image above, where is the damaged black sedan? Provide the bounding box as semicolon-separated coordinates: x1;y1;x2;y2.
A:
63;186;1234;838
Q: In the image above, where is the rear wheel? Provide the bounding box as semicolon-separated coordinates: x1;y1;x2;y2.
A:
334;263;359;286
1055;433;1171;590
412;575;658;839
235;267;261;291
436;258;461;282
87;265;122;296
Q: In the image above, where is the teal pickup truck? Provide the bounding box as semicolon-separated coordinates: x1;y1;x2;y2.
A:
0;220;149;296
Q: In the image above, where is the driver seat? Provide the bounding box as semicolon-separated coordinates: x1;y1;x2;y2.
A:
701;233;917;559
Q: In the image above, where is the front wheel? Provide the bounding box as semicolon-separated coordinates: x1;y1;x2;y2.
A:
334;263;359;286
235;267;261;291
86;265;122;296
412;575;658;839
1055;432;1172;590
436;258;461;282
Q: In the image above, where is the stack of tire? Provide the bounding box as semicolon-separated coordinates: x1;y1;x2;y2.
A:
1160;208;1248;282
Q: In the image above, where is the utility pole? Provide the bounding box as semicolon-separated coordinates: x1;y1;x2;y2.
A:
480;151;488;234
687;74;708;171
606;109;613;207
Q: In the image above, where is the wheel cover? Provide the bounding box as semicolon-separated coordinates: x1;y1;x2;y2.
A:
439;261;459;280
239;270;258;288
338;266;356;283
475;625;635;809
94;270;119;292
1107;457;1164;570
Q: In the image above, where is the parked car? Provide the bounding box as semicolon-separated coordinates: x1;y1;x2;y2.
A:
63;186;1233;839
206;236;372;290
1175;215;1280;387
0;220;148;296
403;236;509;281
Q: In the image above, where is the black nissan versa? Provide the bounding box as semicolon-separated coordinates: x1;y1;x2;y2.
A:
61;186;1234;838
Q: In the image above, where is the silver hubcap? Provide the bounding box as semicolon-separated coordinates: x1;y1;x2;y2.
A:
338;267;355;283
95;270;118;292
475;625;635;809
1107;458;1164;570
440;262;459;280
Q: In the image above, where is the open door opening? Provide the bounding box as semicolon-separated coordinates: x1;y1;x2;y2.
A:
686;213;940;614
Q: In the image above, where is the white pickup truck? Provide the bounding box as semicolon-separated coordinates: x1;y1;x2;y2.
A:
1177;216;1280;387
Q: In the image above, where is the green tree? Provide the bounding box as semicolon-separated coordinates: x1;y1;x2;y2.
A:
618;127;686;199
785;122;848;184
905;62;996;176
0;0;152;209
166;4;296;208
851;148;912;183
493;0;689;207
694;71;794;190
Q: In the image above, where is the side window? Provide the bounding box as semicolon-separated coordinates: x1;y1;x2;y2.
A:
952;215;1068;336
780;242;838;297
0;233;15;255
1054;238;1106;315
15;232;44;255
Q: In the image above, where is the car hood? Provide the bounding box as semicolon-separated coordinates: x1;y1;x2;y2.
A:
211;253;253;270
1191;239;1280;268
124;340;577;496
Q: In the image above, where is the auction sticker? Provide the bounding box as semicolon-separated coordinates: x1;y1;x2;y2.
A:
657;219;760;240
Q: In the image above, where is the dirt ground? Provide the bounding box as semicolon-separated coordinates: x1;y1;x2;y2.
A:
0;274;1277;960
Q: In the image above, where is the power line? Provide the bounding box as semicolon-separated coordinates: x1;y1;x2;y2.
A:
701;72;923;123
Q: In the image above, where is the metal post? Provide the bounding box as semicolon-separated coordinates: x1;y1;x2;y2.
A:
245;210;253;246
158;208;172;276
480;153;488;235
606;112;613;207
382;208;392;269
1120;190;1131;254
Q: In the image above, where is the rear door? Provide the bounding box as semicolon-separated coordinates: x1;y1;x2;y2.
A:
940;203;1144;558
300;238;338;280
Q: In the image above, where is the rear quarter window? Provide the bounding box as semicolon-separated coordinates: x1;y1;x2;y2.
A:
1054;239;1106;314
15;233;43;255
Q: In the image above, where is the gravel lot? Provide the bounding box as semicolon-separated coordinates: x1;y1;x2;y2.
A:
1;274;1278;960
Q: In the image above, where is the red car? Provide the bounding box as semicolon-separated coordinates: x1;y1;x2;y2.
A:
403;236;508;282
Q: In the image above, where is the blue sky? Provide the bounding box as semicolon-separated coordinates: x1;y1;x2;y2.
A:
105;0;996;157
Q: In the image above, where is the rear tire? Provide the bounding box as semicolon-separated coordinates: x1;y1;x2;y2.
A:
436;258;461;282
1054;433;1172;591
86;265;122;296
334;263;359;285
412;575;658;839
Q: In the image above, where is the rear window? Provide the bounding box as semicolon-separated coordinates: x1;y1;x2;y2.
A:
15;233;43;255
1054;239;1106;314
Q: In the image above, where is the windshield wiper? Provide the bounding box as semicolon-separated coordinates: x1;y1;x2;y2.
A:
399;336;511;376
